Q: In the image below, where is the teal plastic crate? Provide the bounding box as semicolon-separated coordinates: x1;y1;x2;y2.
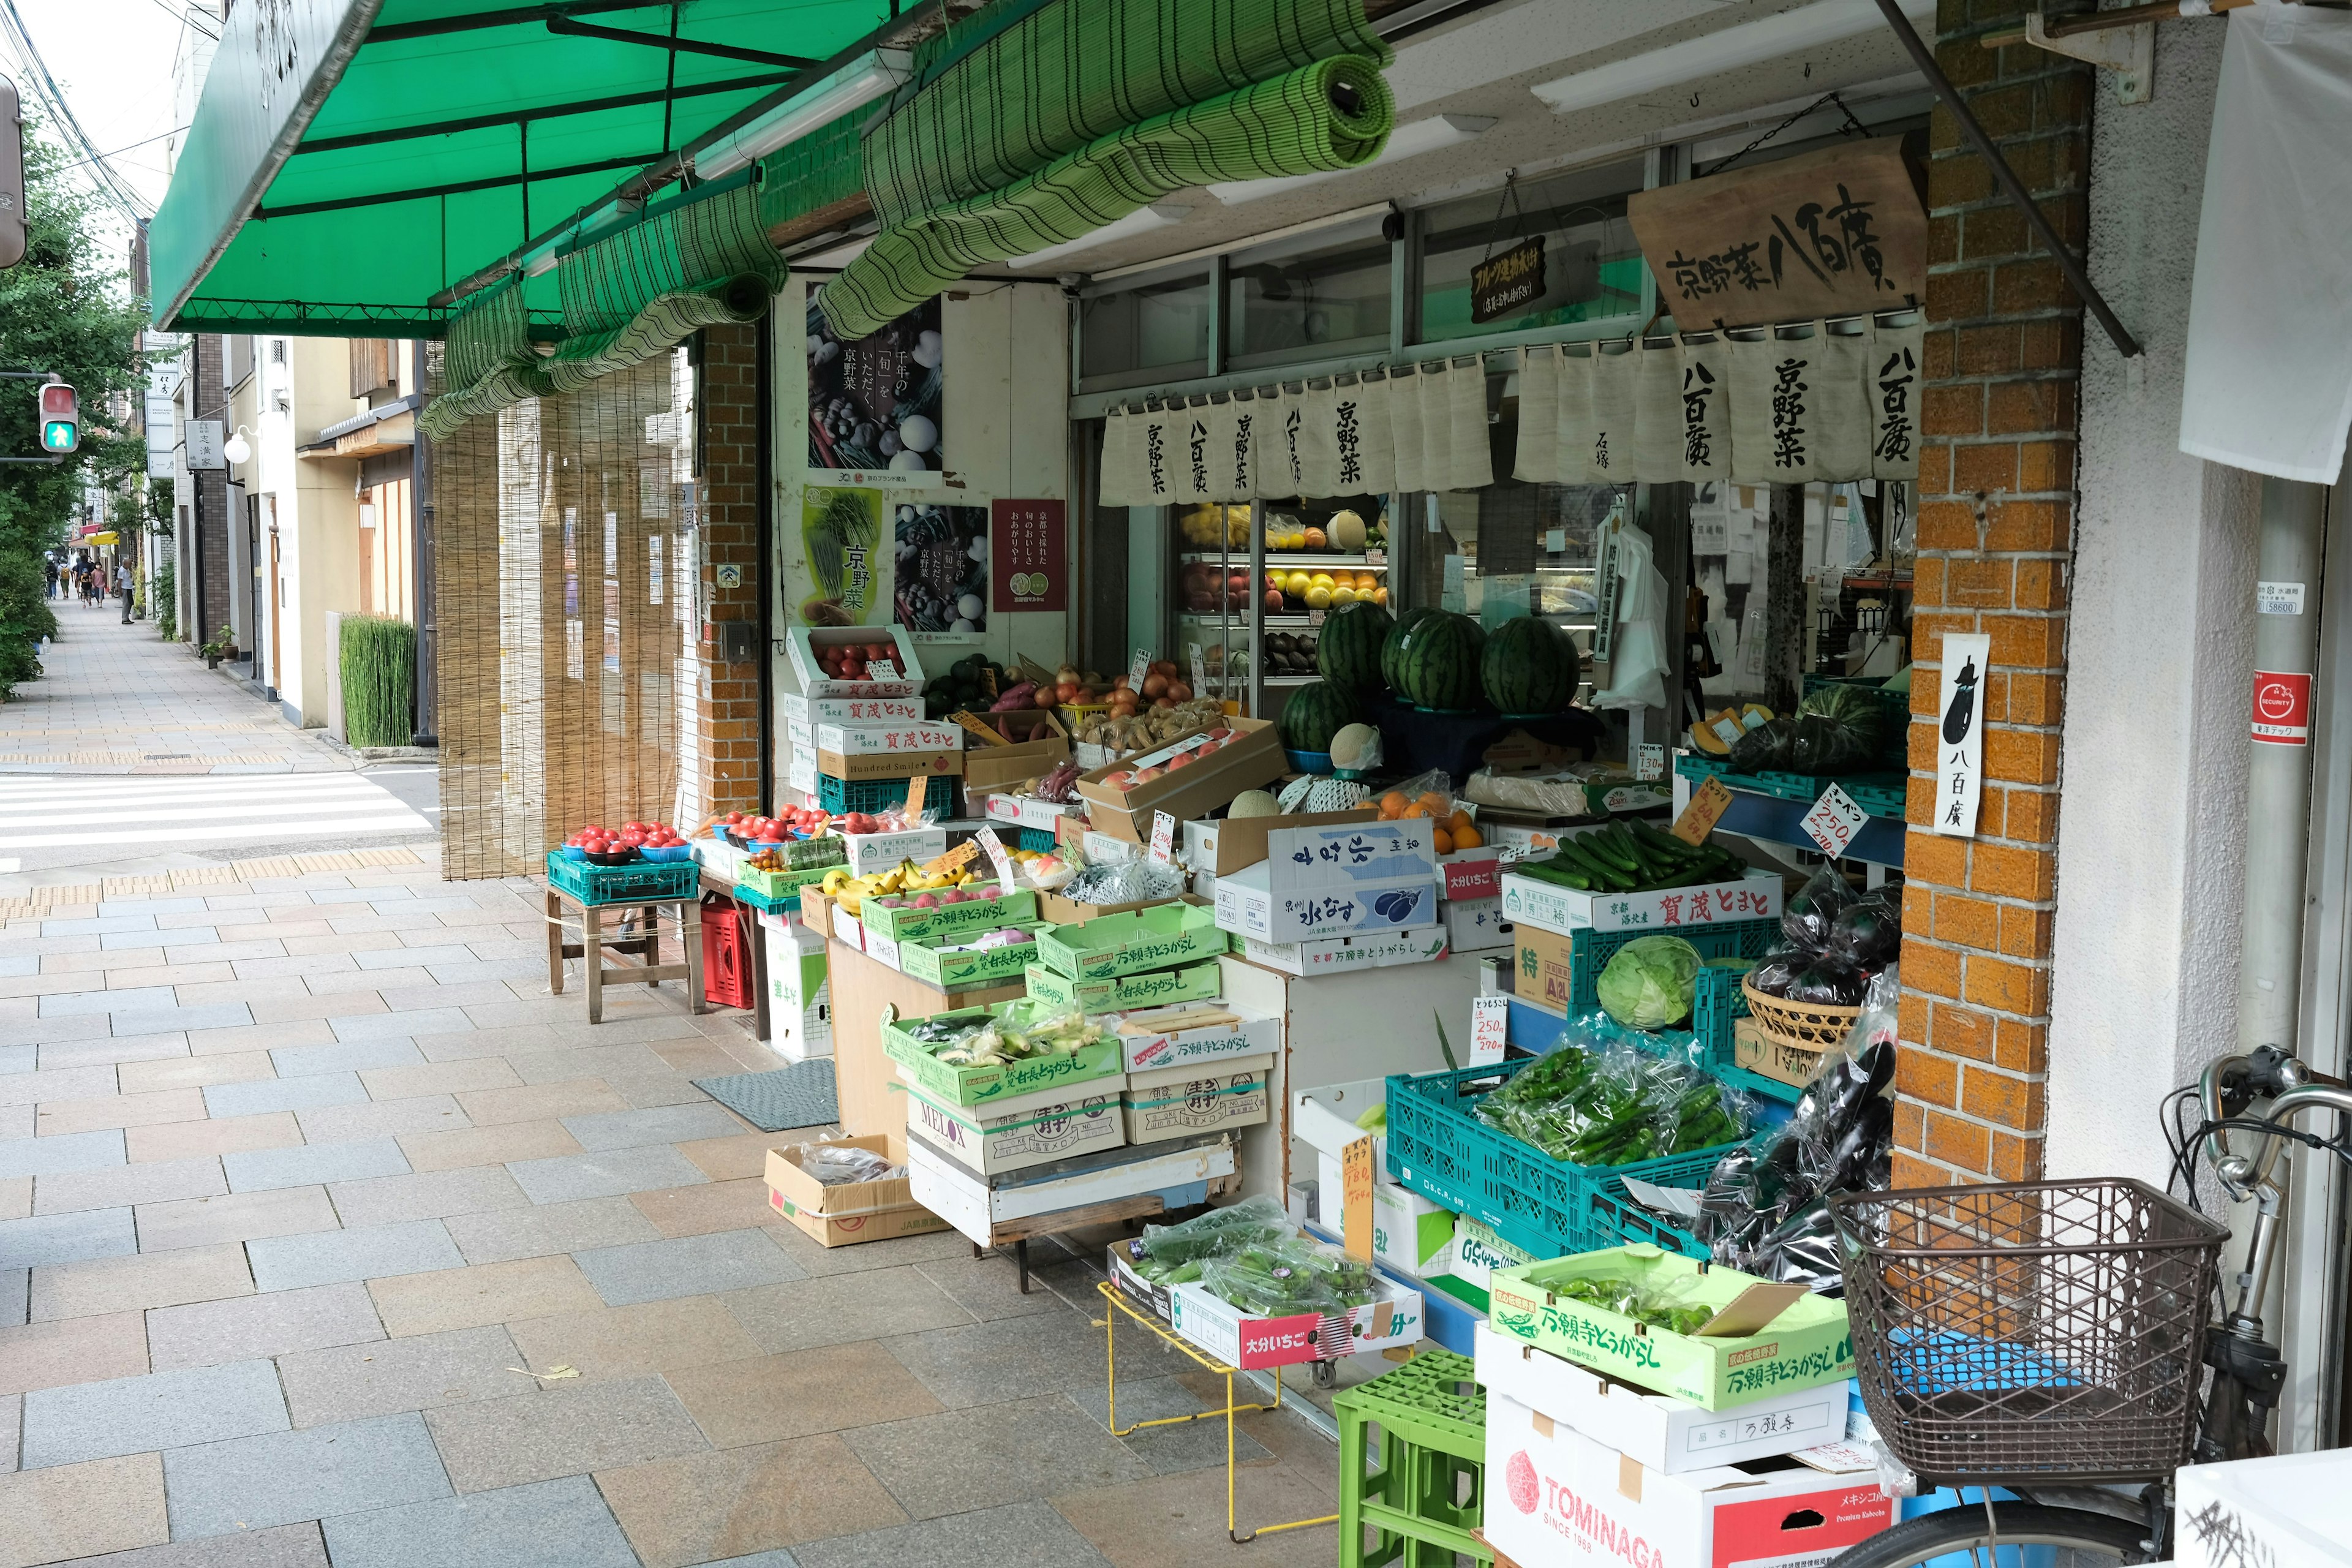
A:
545;851;701;908
1561;918;1780;1017
1384;1060;1738;1262
1015;826;1059;852
813;773;962;816
1670;753;1906;821
1582;1178;1711;1259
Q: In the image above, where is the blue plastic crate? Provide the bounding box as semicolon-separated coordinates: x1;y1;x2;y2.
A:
1015;826;1059;853
813;773;962;816
545;851;701;908
1384;1060;1738;1261
1581;1178;1711;1258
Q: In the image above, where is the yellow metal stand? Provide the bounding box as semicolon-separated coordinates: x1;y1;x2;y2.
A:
1096;1281;1341;1545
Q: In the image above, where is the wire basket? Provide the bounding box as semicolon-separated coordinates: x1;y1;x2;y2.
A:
1742;979;1863;1051
1830;1177;2228;1485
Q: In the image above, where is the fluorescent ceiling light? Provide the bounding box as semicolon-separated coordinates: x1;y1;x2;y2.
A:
1208;114;1495;205
1532;0;1934;116
695;49;913;181
1006;203;1193;268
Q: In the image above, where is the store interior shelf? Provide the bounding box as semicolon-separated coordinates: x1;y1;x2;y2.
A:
1179;552;1388;570
1261;674;1319;687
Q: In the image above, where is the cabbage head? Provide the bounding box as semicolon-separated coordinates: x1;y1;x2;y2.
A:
1596;935;1703;1030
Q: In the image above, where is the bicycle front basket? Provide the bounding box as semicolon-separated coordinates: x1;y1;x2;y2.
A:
1830;1177;2227;1485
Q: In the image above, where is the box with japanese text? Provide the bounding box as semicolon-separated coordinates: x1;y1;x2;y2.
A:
761;917;831;1061
1120;1060;1270;1145
785;627;925;699
782;692;923;726
815;722;963;756
982;793;1088;832
840;827;948;876
2176;1450;2352;1568
1213;859;1439;944
1022;959;1222;1016
1264;818;1439;893
1182;807;1379;877
859;886;1036;946
1073;717;1285;842
1112;1005;1279;1074
880;1004;1123;1110
1034;902;1228;981
894;924;1050;990
1238;927;1450;976
907;1130;1234;1246
1440;851;1504;902
903;1083;1123;1177
1500;869;1782;937
1166;1272;1423;1370
1443;897;1512;952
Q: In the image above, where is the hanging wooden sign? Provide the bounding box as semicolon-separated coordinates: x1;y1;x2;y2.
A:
1471;236;1547;324
1627;139;1926;329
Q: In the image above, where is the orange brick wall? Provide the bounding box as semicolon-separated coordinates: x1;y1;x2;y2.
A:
693;321;766;818
1895;4;2090;1186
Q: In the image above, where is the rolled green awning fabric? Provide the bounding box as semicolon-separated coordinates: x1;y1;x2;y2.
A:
820;51;1393;339
540;273;775;395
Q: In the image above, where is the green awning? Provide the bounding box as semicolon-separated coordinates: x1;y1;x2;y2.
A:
151;0;897;337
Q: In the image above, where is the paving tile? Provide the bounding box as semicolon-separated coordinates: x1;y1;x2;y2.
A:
247;1218;464;1292
32;1156;222;1216
135;1186;338;1253
668;1338;944;1450
503;1044;669;1086
0;1205;135;1268
548;1105;740;1157
604;1071;714;1109
332;1006;472;1041
628;1177;775;1238
34;1089;208;1139
202;1070;367;1119
20;1359;287;1469
31;1242;253;1321
0;1063;119;1105
276;1324;522;1428
595;1435;910;1568
367;1254;604;1338
30;1521;328;1566
104;1006;255;1038
506;1144;711;1205
0;1392;13;1471
0;1267;23;1326
0;1176;22;1220
356;1057;519;1101
678;1131;780;1182
455;1078;629;1127
1065;1374;1271;1476
650;1038;755;1078
0;1311;150;1396
840;1394;1150;1520
801;1499;1115;1568
223;1136;410;1193
243;992;388;1025
39;1034;187;1071
0;1015;109;1053
296;1093;469;1144
148;1282;385;1373
124;1112;300;1164
37;984;173;1013
574;1228;803;1307
0;1047;27;1076
397;1118;581;1174
326;1165;527;1230
184;1018;337;1055
1049;1460;1339;1568
265;1038;424;1082
320;1474;638;1568
724;1266;974;1355
162;1412;451;1538
0;1453;169;1568
115;1051;273;1094
442;1195;662;1265
914;1253;1079;1323
505;1296;758;1389
423;1374;707;1493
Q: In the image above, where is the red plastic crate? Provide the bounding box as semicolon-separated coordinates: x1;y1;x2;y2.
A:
701;894;755;1010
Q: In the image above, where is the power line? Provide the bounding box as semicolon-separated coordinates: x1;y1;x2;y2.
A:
0;0;154;221
146;0;217;42
59;123;190;172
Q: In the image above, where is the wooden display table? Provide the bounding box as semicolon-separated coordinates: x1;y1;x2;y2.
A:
545;886;704;1025
821;934;1023;1141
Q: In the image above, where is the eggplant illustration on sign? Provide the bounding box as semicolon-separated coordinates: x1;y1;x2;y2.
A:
1941;655;1978;744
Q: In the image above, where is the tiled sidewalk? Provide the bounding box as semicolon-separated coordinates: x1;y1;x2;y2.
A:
0;851;1339;1567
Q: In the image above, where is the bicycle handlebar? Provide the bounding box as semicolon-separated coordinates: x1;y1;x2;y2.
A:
2198;1051;2352;1199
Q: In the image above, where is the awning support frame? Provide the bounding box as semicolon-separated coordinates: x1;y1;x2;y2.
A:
1871;0;2144;360
543;16;817;70
257;150;666;219
296;70;797;154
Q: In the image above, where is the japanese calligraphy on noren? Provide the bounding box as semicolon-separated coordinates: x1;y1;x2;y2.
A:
1627;140;1925;328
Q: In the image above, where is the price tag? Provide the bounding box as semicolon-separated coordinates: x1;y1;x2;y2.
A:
1800;783;1868;859
922;841;980;875
1341;1136;1376;1262
981;665;999;699
1672;775;1733;846
1190;644;1207;693
949;712;1012;747
976;826;1016;888
869;660;899;681
1635;743;1664;782
1469;994;1510;1067
1128;647;1152;689
1308;608;1326;627
1148;810;1177;865
902;775;927;820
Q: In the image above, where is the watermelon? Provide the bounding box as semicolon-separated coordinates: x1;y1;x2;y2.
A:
1480;615;1583;715
1277;680;1360;755
1318;601;1393;695
1379;605;1438;693
1392;611;1485;712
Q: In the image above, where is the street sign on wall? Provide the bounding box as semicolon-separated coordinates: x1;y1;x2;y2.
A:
185;418;224;472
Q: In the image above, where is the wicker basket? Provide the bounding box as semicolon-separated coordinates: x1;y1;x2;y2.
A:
1741;978;1863;1051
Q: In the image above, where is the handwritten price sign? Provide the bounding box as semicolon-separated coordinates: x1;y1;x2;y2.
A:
1469;994;1510;1067
1148;811;1177;866
1800;784;1868;859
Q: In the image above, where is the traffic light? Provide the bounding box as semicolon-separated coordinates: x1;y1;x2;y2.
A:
38;382;75;454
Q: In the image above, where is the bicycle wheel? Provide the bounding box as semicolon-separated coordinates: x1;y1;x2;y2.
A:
1831;1502;2156;1568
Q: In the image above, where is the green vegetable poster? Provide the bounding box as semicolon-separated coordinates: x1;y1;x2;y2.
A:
807;288;946;489
794;486;892;627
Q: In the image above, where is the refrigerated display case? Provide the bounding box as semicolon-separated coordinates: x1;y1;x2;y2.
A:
1170;494;1392;723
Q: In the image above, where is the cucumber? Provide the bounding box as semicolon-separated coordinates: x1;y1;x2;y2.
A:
1551;837;1631;889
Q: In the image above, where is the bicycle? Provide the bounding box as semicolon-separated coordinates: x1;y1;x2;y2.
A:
1824;1046;2352;1568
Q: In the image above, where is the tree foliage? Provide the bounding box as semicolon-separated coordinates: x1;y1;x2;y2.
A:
0;123;148;697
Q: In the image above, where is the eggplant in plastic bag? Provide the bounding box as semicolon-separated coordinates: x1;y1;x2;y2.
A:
1780;865;1858;954
1826;888;1902;970
1784;961;1868;1007
1749;1202;1845;1291
1743;947;1809;1000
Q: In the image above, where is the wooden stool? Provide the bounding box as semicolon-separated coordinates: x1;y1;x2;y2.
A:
546;887;705;1024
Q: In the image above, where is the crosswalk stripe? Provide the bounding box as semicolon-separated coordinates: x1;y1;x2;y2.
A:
0;814;432;850
2;801;430;830
0;783;398;810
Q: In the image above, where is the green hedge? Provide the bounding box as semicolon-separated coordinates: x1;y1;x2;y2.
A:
341;614;415;748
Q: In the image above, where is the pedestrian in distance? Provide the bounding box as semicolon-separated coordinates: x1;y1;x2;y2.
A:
116;562;132;623
43;557;56;599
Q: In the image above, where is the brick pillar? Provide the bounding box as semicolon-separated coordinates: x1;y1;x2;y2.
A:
692;322;765;820
1896;7;2090;1186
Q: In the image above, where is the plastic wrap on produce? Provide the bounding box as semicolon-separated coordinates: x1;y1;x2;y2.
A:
1059;859;1184;907
1460;764;1667;819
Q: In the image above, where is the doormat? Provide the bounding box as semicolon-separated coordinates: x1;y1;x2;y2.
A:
692;1061;839;1132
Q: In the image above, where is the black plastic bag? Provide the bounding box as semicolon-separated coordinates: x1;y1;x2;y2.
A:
1751;1202;1845;1291
1780;866;1857;954
1745;946;1809;999
1825;888;1902;971
1789;712;1872;774
1785;960;1868;1007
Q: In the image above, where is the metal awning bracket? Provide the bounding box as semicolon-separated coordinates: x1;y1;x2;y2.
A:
2021;10;2155;104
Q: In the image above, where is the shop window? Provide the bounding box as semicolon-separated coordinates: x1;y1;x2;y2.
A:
1079;270;1211;390
1417;160;1646;344
1224;227;1390;372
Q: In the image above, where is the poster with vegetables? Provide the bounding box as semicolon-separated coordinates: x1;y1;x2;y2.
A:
796;486;890;627
894;502;988;639
807;290;945;488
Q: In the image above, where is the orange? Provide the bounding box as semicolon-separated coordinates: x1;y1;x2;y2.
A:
1448;809;1474;835
1433;827;1454;854
1453;824;1483;850
1405;802;1431;818
1416;791;1449;815
1379;791;1407;818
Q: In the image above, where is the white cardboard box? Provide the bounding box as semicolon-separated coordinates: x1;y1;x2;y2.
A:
1213;859;1439;944
1084;831;1140;866
841;827;948;876
1167;1271;1424;1371
1292;1078;1391;1183
1474;1322;1851;1475
784;627;925;698
1499;867;1784;935
984;794;1088;833
1264;817;1439;892
1120;1059;1270;1145
760;916;831;1061
1239;927;1450;976
2177;1450;2352;1568
782;692;923;726
905;1131;1236;1246
815;721;965;756
1482;1390;1894;1568
1446;1215;1536;1291
1113;1006;1280;1074
902;1084;1124;1177
1442;896;1513;952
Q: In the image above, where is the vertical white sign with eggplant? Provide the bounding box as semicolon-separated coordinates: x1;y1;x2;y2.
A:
1934;631;1990;838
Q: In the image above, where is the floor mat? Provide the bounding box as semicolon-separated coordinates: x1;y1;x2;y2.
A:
692;1061;839;1132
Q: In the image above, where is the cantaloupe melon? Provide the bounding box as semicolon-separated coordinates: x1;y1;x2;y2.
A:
1329;510;1367;551
1229;790;1282;818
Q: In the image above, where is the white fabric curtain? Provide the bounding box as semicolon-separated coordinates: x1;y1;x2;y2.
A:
1586;345;1637;484
1337;375;1394;495
1446;356;1493;490
1292;381;1343;497
1631;339;1683;480
2181;8;2352;481
1513;346;1559;483
1729;330;1819;486
1866;318;1924;481
1809;322;1873;484
1678;334;1733;483
1099;407;1137;506
1389;366;1428;491
1557;349;1594;483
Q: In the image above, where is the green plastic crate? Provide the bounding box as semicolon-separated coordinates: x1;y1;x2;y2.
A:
1559;918;1779;1017
545;852;700;908
815;773;962;816
1335;1349;1491;1568
1671;753;1907;820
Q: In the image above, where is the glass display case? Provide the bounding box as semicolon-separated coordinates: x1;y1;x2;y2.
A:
1170;494;1392;721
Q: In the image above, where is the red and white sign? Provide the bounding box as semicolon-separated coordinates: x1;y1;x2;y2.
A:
991;498;1066;612
1148;810;1177;865
1469;994;1510;1067
1800;784;1868;859
2252;669;2313;747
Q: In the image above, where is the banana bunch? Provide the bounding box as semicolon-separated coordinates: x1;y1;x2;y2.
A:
816;857;982;916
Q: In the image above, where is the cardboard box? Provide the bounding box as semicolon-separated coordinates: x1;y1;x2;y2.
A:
1734;1018;1826;1089
907;1129;1237;1245
1488;1247;1855;1411
786;756;818;798
816;722;965;756
964;728;1074;797
1444;897;1513;953
893;924;1050;990
761;918;831;1061
1166;1271;1424;1370
903;1083;1124;1177
1440;851;1504;902
1291;1078;1391;1182
1263;817;1439;893
2176;1450;2352;1568
1474;1321;1852;1474
1035;902;1229;981
817;745;965;783
1083;831;1140;866
1182;807;1379;877
1513;925;1584;1014
1372;1182;1455;1274
860;885;1037;946
785;627;926;698
782;692;923;726
1038;889;1191;924
1238;927;1450;976
1106;1240;1179;1324
1447;1215;1536;1291
1213;859;1439;944
1499;868;1782;936
695;835;745;883
982;793;1090;833
1121;1060;1270;1145
763;1137;951;1248
1023;959;1222;1016
1113;1004;1280;1074
841;826;948;876
1480;1390;1894;1568
880;1003;1126;1110
1074;717;1286;842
